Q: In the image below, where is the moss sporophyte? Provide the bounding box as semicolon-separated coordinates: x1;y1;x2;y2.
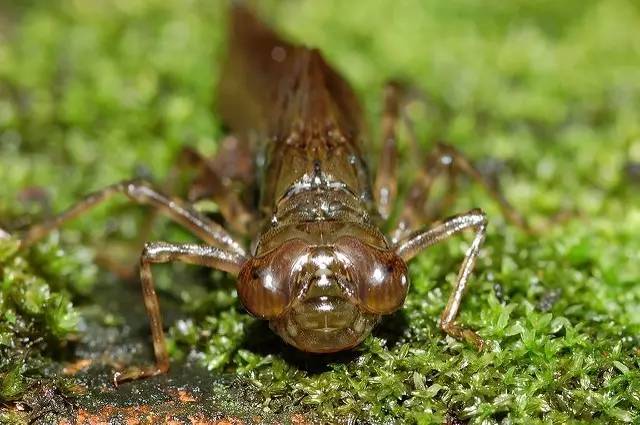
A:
2;0;640;423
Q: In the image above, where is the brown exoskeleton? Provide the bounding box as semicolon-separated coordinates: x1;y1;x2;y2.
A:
12;5;536;384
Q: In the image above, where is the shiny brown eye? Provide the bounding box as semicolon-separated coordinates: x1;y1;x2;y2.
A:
336;237;409;314
237;240;307;319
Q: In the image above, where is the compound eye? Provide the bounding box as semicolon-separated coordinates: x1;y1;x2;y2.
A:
237;240;307;319
336;237;409;314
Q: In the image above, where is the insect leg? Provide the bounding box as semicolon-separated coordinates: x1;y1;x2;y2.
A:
395;209;487;349
113;241;246;385
373;83;403;220
169;138;256;236
19;179;246;257
105;141;255;279
435;142;530;228
390;142;530;243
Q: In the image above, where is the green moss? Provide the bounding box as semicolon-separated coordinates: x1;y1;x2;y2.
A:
0;236;91;408
1;0;640;423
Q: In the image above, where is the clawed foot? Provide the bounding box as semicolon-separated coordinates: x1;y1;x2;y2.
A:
113;365;166;387
441;322;485;351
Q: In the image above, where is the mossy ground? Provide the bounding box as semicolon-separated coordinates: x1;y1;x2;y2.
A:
1;0;640;423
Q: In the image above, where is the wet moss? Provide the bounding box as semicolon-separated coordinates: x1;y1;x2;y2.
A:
0;237;92;424
1;0;640;423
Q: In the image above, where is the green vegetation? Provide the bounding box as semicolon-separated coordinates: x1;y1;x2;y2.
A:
1;0;640;423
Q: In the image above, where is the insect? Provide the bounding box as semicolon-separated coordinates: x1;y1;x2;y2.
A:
12;5;534;384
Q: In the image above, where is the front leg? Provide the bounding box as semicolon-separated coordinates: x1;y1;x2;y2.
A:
395;209;487;349
113;241;246;385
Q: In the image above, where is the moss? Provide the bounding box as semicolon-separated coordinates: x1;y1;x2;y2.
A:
0;236;92;408
1;0;640;423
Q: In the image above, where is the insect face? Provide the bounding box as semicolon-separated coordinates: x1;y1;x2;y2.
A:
237;237;409;353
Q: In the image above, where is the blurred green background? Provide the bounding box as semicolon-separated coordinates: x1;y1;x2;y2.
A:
1;0;640;423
